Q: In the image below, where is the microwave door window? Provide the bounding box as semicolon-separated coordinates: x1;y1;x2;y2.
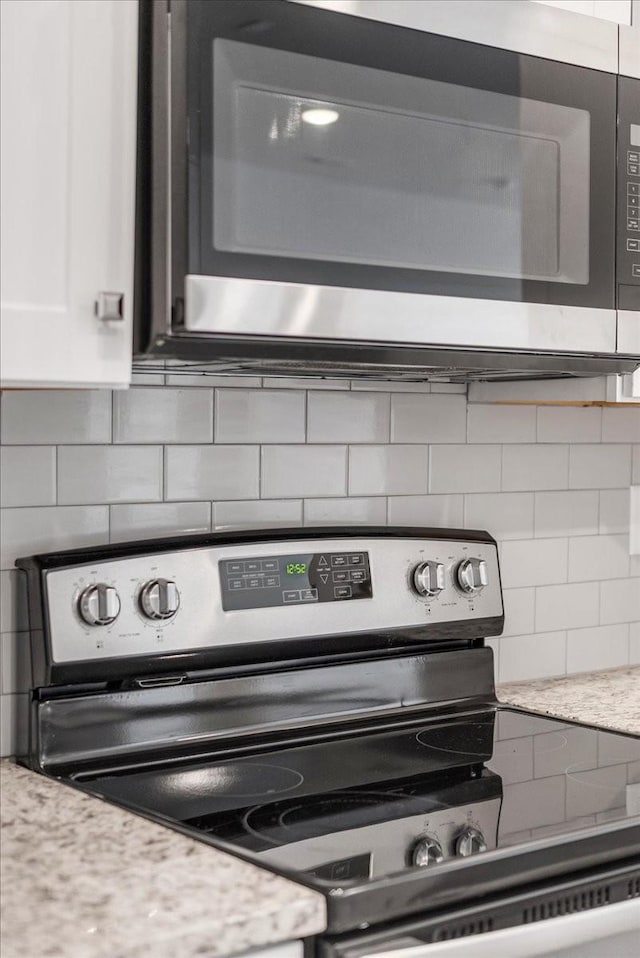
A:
212;40;590;286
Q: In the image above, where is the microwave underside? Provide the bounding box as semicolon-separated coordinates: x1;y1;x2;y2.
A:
133;333;639;384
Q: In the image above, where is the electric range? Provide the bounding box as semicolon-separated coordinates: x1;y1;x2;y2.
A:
17;527;640;955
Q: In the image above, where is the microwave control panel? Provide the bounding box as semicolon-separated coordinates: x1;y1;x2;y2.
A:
618;76;640;311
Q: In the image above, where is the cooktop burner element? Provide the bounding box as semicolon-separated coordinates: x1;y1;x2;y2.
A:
16;526;640;942
242;791;431;846
184;762;305;798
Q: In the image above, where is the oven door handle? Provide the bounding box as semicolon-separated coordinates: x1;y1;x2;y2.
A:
353;899;640;958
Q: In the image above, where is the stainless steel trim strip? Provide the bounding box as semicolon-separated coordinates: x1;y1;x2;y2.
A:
185;276;618;355
288;0;618;73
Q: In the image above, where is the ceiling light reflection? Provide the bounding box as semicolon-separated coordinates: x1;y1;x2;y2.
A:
301;107;339;127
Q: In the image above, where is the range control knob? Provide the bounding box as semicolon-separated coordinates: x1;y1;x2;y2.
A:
413;561;445;597
455;827;487;857
140;578;180;620
411;835;444;868
78;584;121;626
456;558;488;594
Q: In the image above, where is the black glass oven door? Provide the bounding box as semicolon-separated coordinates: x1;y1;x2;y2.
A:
178;0;615;311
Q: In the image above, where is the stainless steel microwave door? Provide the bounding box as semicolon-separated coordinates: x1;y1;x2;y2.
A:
212;40;589;286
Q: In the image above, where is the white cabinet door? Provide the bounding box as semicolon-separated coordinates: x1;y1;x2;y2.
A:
533;1;632;24
0;0;137;388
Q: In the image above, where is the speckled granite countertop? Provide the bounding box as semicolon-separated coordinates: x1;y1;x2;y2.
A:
498;666;640;736
0;761;326;958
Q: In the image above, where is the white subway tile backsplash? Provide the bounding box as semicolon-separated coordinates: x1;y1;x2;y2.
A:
264;377;350;390
569;444;631;489
114;388;213;443
350;446;428;496
352;380;431;393
3;381;640;759
630;622;640;664
535;582;600;632
0;506;109;570
387;494;463;527
534;491;599;539
0;633;16;695
58;446;163;505
0;693;27;758
467;405;536;444
130;371;166;386
166;446;260;501
308;392;389;444
601;407;640;443
599;489;632;535
499;632;566;683
1;390;111;444
110;502;211;543
164;367;261;388
502;445;569;491
536;406;601;444
430;445;501;493
213;499;303;530
599;579;640;625
568;534;629;582
304;497;387;526
0;571;27;634
500;539;567;588
0;447;56;507
216;389;305;444
430;384;467;393
263;446;347;498
501;588;536;638
0;632;31;695
464;493;534;540
391;394;466;444
566;624;629;674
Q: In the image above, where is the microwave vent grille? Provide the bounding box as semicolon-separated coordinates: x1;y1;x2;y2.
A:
133;358;628;385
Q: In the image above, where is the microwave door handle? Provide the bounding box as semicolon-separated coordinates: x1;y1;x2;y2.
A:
352;899;640;958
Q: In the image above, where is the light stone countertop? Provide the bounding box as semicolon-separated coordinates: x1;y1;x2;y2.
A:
497;665;640;736
0;761;326;958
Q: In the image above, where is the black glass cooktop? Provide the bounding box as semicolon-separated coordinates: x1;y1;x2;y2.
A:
78;708;640;887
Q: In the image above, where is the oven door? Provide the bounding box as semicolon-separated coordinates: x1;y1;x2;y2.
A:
339;899;640;958
158;0;618;356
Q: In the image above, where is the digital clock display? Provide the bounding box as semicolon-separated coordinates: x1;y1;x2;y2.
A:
286;562;307;575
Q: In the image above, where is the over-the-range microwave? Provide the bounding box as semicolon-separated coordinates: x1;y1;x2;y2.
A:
133;0;640;382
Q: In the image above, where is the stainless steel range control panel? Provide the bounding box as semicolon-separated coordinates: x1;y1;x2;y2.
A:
42;536;502;664
258;795;501;879
220;551;372;610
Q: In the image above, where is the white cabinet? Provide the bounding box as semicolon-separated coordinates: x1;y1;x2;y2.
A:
0;0;137;388
533;1;632;24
